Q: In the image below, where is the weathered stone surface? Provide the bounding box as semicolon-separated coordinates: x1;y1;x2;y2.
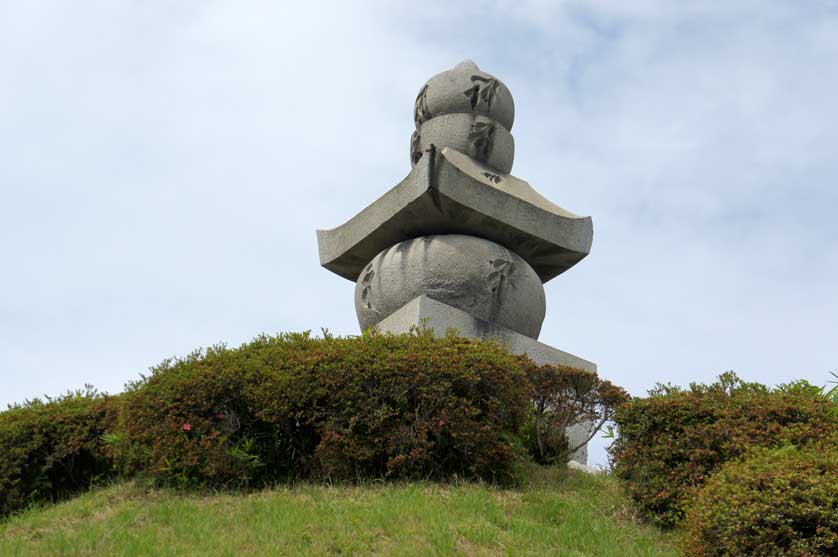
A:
375;295;596;464
355;235;545;339
376;295;596;372
567;459;601;474
413;113;514;174
411;60;515;175
414;59;514;131
565;423;594;466
317;147;593;284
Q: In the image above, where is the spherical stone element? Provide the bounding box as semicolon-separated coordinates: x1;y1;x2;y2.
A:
412;113;514;174
415;60;514;131
355;235;546;339
410;60;516;173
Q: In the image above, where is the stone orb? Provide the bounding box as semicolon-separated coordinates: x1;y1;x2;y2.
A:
411;113;515;174
355;235;546;339
415;59;515;131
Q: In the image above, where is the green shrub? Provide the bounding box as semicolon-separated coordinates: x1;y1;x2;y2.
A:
610;372;838;528
523;364;628;465
112;330;532;486
0;387;116;517
0;330;626;514
682;441;838;557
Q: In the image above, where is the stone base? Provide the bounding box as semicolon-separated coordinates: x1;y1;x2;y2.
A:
377;295;596;464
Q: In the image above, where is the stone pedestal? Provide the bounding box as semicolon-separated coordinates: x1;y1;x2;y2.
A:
377;295;594;464
378;295;595;371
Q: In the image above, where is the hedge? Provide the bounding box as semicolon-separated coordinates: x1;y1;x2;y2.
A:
1;330;621;517
610;372;838;527
0;388;115;516
682;440;838;556
110;330;533;486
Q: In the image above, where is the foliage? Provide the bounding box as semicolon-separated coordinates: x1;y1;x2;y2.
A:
777;371;838;412
523;363;629;465
0;387;116;517
111;329;533;487
1;330;628;520
682;440;838;556
610;371;838;528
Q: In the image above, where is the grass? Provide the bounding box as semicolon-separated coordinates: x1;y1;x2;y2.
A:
0;467;680;556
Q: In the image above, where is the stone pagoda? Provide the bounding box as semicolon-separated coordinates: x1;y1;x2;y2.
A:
316;60;596;463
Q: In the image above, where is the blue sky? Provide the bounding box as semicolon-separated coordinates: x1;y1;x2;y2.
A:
2;1;837;466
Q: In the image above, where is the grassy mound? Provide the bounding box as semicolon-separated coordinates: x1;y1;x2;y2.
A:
0;468;679;556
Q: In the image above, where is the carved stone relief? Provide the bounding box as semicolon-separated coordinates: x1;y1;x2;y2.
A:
464;75;501;112
468;121;495;161
410;130;422;166
414;84;431;126
360;262;375;310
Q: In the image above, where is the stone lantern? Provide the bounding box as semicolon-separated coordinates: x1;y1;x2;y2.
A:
317;60;596;463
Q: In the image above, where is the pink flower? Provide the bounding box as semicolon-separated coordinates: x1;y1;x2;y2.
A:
183;423;191;431
438;419;446;430
216;413;225;420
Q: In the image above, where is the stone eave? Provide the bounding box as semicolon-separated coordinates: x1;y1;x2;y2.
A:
316;147;593;283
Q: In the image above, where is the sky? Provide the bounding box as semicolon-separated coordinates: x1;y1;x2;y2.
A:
2;0;837;467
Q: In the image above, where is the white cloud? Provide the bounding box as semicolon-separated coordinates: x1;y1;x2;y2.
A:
1;1;836;466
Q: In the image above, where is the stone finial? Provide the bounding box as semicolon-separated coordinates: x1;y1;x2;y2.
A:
410;60;516;173
414;60;514;129
453;59;480;71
